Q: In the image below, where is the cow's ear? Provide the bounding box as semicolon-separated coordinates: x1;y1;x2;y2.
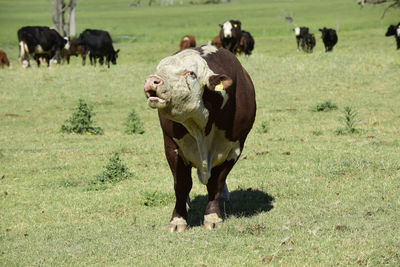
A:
208;74;232;91
219;24;223;28
319;29;322;32
115;49;120;54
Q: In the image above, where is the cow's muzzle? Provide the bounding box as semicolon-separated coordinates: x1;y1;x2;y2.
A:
144;76;167;108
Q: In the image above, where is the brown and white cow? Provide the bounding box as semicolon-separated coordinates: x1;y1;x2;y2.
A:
0;50;11;68
144;45;256;232
62;38;86;65
179;35;196;51
219;20;242;54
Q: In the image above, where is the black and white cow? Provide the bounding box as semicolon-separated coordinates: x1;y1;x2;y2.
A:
294;26;309;51
18;26;69;67
219;20;242;54
144;46;256;232
77;29;120;68
319;27;338;52
385;23;400;50
237;30;255;56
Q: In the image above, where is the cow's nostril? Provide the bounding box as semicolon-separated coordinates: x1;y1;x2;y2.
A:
154;80;160;85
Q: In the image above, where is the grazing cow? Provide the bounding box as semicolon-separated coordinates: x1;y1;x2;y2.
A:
237;30;254;56
219;20;242;54
209;35;222;48
17;26;69;67
77;29;120;68
319;27;338;52
62;38;86;65
144;46;256;232
0;50;10;68
294;26;309;51
301;33;316;53
385;23;400;50
179;35;196;50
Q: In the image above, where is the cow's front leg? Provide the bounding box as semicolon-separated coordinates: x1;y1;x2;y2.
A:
163;134;192;233
204;160;235;230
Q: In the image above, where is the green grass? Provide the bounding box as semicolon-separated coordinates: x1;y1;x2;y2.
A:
1;0;400;266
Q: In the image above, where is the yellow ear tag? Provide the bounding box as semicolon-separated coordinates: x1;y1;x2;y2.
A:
234;24;237;28
215;82;224;91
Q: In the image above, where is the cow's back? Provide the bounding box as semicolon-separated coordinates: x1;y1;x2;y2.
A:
79;29;114;52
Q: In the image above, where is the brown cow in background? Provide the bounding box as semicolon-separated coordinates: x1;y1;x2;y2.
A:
210;35;222;48
179;35;196;50
62;38;86;65
0;50;10;68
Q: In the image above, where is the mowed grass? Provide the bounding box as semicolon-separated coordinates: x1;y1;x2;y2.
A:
1;0;400;266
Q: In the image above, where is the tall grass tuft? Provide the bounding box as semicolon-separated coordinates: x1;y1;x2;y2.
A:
334;106;360;135
61;99;104;135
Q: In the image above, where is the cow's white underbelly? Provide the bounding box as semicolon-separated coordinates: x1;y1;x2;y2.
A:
174;124;241;185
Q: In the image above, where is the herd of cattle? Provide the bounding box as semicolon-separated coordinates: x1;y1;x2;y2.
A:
15;26;119;68
0;20;399;69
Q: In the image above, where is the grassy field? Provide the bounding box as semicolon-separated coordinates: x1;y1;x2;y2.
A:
1;0;400;266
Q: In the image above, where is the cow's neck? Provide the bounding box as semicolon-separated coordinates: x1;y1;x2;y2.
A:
180;107;211;183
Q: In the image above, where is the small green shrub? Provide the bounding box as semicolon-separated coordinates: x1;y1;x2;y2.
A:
96;152;133;184
334;106;359;135
311;100;338;112
124;109;145;134
61;99;103;135
312;130;323;136
258;121;269;134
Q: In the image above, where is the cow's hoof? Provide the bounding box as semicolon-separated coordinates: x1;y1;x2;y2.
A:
204;213;223;230
167;217;187;233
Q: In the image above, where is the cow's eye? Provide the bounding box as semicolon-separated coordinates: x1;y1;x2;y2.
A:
185;71;197;79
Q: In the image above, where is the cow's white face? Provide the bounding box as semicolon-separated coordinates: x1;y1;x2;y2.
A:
294;27;300;36
397;25;400;37
144;49;214;123
64;37;70;50
222;21;233;38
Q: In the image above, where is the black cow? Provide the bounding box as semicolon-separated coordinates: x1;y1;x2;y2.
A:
219;20;242;54
237;30;255;56
77;29;120;68
385;23;400;50
301;33;316;53
319;27;338;52
17;26;69;67
294;26;309;51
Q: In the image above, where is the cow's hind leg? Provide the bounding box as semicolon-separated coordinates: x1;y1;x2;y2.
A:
204;160;235;230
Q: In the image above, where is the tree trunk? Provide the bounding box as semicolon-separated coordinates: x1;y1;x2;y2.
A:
53;0;65;36
66;0;76;36
53;0;77;37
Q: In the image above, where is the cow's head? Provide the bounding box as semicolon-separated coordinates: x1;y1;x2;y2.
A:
144;47;232;122
111;49;120;65
385;25;397;36
220;20;241;39
63;37;71;50
294;27;301;36
319;27;328;38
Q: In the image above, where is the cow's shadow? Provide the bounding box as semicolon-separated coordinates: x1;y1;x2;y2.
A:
187;188;274;227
